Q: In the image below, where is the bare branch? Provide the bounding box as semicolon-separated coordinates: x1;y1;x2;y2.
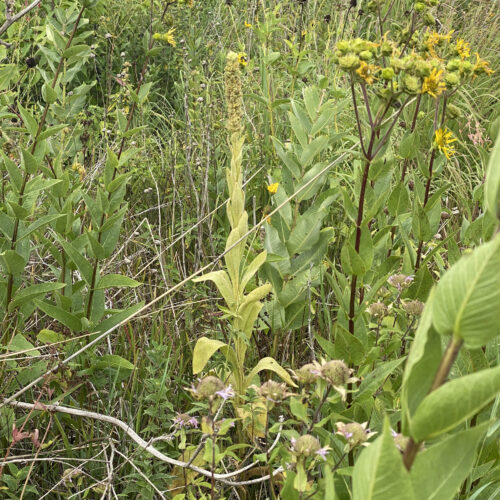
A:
7;399;284;486
0;0;41;38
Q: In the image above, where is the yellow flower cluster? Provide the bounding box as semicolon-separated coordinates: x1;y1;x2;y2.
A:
434;128;457;159
153;28;176;47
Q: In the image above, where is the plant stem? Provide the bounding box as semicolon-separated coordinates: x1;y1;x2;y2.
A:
402;335;464;470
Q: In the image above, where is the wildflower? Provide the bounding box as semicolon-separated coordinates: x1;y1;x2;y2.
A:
320;360;350;386
216;384;235;400
224;51;243;133
291;434;321;458
388;273;414;291
336;422;374;447
316;446;330;461
163;28;176;47
402;299;425;316
421;67;446;98
294;363;320;385
355;61;378;85
237;52;248;66
434;127;457;159
391;429;410;452
258;380;293;404
455;39;470;60
191;376;225;400
244;21;252;28
267;182;279;194
473;53;494;76
173;413;199;428
367;301;388;318
338;54;361;70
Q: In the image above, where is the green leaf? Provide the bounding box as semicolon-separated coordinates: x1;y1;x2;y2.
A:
331;324;365;365
38;124;67;141
0;250;26;276
35;299;82;332
37;329;65;344
303;86;320;121
289;396;309;423
94;354;134;371
245;356;297;388
55;237;93;284
388;183;409;216
485;129;500;220
1;151;23;191
410;365;500;442
42;82;58;104
104;148;119;187
412;204;431;241
92;302;145;338
9;282;66;310
300;135;328;168
356;357;406;402
18;214;65;242
400;132;419;159
353;418;414;500
18;103;38;136
138;82;153;104
6;334;40;357
193;270;234;307
193;337;228;374
401;289;442;434
410;422;490;500
241;251;267;291
95;274;141;289
432;235;500;348
287;207;325;255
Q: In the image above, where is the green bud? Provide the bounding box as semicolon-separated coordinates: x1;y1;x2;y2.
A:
403;74;421;94
414;2;425;11
424;12;436;26
359;50;373;61
460;60;473;74
336;41;350;53
418;111;426;119
446;58;460;72
445;72;460;86
380;42;393;56
381;67;395;80
338;54;361;70
446;103;462;119
415;60;432;77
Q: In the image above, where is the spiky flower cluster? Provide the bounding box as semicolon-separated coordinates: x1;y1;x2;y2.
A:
224;51;244;133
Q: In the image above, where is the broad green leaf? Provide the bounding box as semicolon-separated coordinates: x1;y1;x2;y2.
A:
37;329;65;344
18;214;65;242
0;250;26;276
95;274;141;289
331;324;365;365
6;334;40;357
412;204;431;241
240;283;272;308
432;234;500;348
193;270;235;307
410;422;490;500
55;237;93;284
300;135;328;168
35;299;82;333
356;357;406;402
303;86;320;121
95;354;134;371
353;418;414;500
21;149;39;176
401;289;442;434
104;148;119;187
286;207;325;255
388;183;409;216
290;227;333;275
245;356;297;388
86;232;106;260
485;131;500;220
289;112;308;147
18;103;38;136
193;337;228;374
10;282;66;310
42;82;58;104
92;302;145;338
138;82;153;104
240;251;267;291
410;366;500;442
1;151;23;191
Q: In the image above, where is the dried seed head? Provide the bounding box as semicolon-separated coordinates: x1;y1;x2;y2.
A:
367;301;388;318
320;360;350;386
258;380;293;403
291;434;321;458
402;299;424;316
193;376;225;400
294;363;320;385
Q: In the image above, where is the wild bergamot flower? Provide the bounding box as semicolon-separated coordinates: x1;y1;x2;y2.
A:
434;127;457;159
267;182;279;194
421;67;446;97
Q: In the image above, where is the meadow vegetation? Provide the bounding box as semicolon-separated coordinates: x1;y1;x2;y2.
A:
0;0;499;498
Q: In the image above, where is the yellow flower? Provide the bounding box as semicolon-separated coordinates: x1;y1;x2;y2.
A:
163;28;176;47
425;30;453;59
238;52;248;66
244;21;252;28
434;127;457;159
421;67;446;98
355;61;378;85
455;39;470;60
473;52;494;76
267;182;279;194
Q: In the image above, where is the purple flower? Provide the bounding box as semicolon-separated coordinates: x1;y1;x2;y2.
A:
316;447;330;461
216;384;235;400
173;413;199;428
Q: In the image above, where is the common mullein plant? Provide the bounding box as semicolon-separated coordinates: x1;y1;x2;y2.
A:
192;52;294;401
